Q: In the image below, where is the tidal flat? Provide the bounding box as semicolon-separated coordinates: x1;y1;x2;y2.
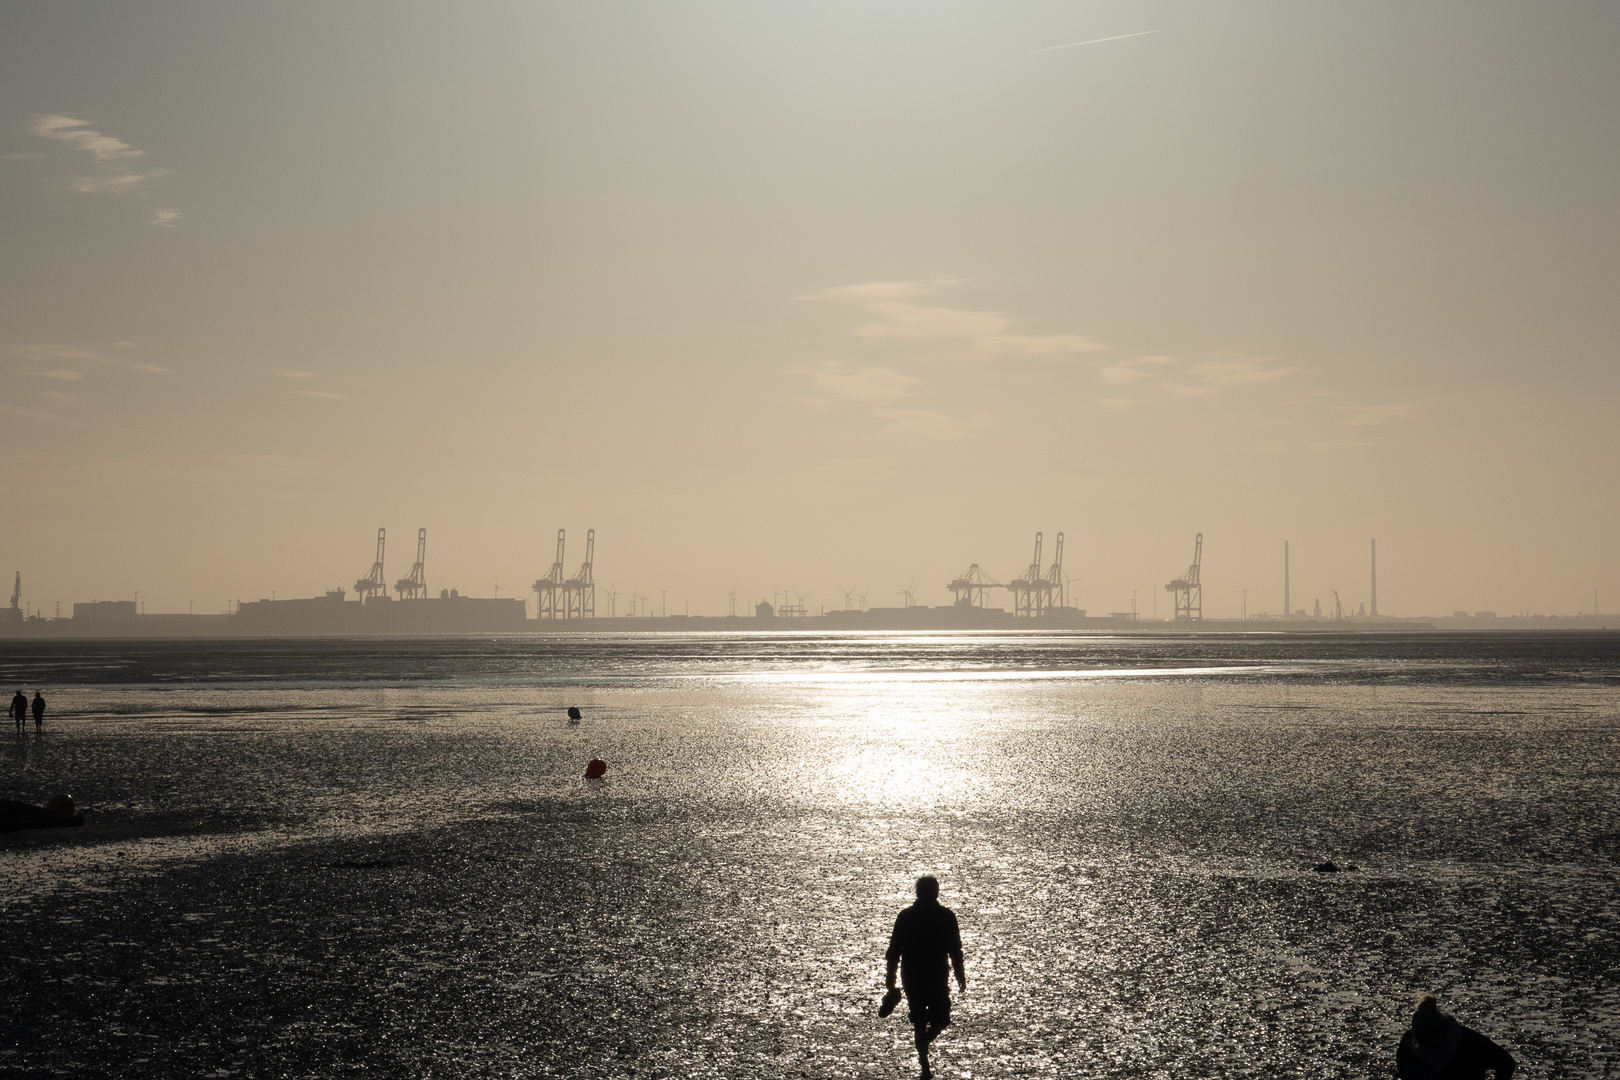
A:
2;632;1617;1078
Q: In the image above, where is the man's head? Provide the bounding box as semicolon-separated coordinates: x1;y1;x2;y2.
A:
915;876;940;901
1412;995;1445;1031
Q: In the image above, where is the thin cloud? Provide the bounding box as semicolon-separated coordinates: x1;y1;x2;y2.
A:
32;114;143;163
73;171;167;194
298;390;344;400
809;365;919;402
1098;355;1176;385
27;369;84;381
1096;397;1138;411
31;114;176;221
811;279;1104;360
12;344;107;364
8;342;169;377
1345;403;1418;427
276;370;318;380
1190;356;1293;385
872;408;989;444
1094;352;1292;399
1034;30;1159;53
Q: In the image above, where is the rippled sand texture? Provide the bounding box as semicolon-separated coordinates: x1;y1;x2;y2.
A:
1;633;1617;1078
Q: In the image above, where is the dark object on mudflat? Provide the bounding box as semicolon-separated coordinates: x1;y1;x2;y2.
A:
878;987;903;1018
584;758;607;778
1313;860;1340;873
567;706;582;721
1397;994;1516;1079
0;798;85;833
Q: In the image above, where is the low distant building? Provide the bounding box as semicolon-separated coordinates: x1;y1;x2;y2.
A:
234;592;526;634
74;600;137;621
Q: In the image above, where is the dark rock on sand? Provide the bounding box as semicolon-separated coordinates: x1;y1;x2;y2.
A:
0;798;85;833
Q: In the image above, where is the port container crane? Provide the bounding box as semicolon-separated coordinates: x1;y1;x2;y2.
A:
1164;533;1203;621
533;529;565;619
394;528;427;600
1044;532;1066;609
562;529;596;618
1008;532;1047;618
948;564;1001;608
354;528;387;602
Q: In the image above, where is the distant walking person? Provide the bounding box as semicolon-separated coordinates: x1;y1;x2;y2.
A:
883;876;966;1080
31;691;45;729
9;690;25;732
1397;994;1516;1079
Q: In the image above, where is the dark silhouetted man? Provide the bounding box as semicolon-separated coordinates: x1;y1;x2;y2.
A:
1397;994;1516;1079
885;875;965;1080
9;690;25;732
31;691;45;729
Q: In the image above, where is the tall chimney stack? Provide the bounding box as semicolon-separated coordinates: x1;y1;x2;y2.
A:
1284;540;1291;620
1371;538;1378;617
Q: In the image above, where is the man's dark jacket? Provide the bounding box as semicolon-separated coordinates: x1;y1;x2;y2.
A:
885;899;962;987
1397;1023;1516;1080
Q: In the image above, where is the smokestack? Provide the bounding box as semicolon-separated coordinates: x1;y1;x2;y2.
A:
1370;538;1378;617
1284;540;1290;620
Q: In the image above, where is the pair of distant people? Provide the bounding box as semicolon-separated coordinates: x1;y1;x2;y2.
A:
10;690;44;730
879;879;1516;1080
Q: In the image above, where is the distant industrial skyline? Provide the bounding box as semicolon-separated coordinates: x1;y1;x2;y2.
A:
1;3;1615;619
3;525;1610;623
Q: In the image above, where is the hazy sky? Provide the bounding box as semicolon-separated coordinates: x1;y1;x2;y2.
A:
2;1;1617;618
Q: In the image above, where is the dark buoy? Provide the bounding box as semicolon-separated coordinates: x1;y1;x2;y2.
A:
567;706;582;724
584;758;607;778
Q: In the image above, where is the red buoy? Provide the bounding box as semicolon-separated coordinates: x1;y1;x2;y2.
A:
584;758;607;778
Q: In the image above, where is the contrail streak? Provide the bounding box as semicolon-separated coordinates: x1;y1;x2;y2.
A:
1033;30;1160;53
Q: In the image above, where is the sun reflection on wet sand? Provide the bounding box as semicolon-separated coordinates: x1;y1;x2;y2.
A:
1;635;1617;1077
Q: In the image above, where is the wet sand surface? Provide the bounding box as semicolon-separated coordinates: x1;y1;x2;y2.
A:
2;634;1618;1078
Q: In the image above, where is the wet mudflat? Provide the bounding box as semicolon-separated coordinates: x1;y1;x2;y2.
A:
1;633;1617;1078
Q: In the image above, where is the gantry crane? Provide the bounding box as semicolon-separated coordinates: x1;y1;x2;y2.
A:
562;529;596;619
354;528;387;602
1164;533;1203;621
1045;532;1066;609
394;528;427;600
1007;532;1047;617
533;529;565;619
948;564;1001;608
